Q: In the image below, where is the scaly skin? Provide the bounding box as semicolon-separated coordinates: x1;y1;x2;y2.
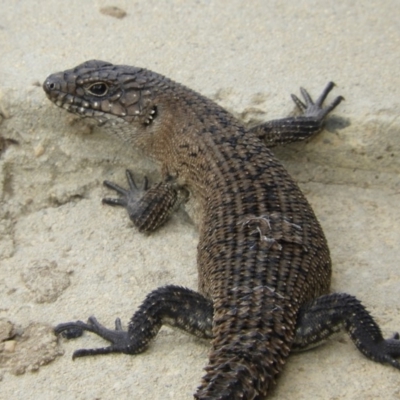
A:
44;60;400;399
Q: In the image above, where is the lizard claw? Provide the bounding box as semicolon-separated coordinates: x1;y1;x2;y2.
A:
291;82;344;121
102;169;148;209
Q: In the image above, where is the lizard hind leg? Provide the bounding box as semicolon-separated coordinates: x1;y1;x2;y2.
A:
54;285;214;360
293;293;400;369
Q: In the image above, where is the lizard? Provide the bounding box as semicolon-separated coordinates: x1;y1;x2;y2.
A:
43;60;400;399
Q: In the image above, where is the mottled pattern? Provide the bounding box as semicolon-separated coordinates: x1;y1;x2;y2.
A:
44;61;399;399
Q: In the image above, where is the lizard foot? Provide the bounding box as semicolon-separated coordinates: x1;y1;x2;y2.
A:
291;81;344;121
102;169;148;210
54;316;132;359
102;170;181;232
372;331;400;369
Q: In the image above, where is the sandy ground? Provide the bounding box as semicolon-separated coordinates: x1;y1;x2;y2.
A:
1;1;400;399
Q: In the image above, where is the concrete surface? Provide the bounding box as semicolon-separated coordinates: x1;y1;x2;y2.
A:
0;1;399;399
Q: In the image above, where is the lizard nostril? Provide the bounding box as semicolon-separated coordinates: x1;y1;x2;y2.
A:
47;81;56;91
43;79;57;94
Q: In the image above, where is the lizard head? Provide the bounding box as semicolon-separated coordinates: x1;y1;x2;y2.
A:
43;60;159;131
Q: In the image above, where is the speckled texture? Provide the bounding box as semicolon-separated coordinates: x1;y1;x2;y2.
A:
0;1;399;399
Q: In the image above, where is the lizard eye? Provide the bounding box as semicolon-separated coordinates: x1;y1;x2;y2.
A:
87;82;108;96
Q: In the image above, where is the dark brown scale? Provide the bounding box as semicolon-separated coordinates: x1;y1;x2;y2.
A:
44;60;400;400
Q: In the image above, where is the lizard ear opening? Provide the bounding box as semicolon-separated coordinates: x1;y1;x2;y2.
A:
87;82;109;97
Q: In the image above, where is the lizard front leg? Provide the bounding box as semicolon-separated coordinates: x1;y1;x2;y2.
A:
293;293;400;370
103;170;187;233
249;82;344;147
54;285;213;359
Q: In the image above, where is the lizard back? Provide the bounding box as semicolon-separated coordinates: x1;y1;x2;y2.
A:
164;83;332;397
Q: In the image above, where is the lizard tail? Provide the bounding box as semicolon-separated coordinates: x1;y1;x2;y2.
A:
195;286;296;400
